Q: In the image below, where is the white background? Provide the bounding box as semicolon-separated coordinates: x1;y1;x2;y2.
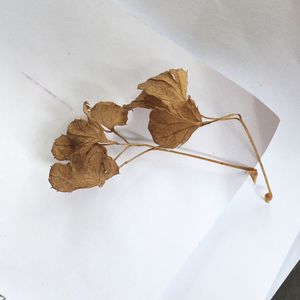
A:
113;1;300;299
0;0;299;299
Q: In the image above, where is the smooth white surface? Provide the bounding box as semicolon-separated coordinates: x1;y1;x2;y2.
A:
112;1;300;299
0;1;279;299
266;233;300;299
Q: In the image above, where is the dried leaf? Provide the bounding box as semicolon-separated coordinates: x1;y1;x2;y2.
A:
67;118;107;155
124;69;202;148
149;106;200;148
51;135;74;161
124;69;188;112
49;144;119;192
123;91;163;110
84;101;128;130
149;68;188;99
169;68;188;98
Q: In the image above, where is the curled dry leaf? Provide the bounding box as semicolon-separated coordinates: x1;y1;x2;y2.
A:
51;118;107;161
124;68;202;148
84;101;128;130
68;119;107;154
124;69;188;111
51;135;74;161
50;101;121;192
49;144;119;192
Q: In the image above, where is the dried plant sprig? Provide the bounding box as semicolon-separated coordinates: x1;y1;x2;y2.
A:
49;69;273;202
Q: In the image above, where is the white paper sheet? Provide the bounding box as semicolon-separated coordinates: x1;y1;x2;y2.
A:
266;233;300;299
112;1;300;299
0;1;280;299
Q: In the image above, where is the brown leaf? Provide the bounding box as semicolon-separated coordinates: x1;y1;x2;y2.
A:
124;69;188;112
124;69;202;148
169;68;188;98
84;101;128;130
51;135;74;161
49;144;119;192
123;91;162;110
149;103;201;148
150;68;187;99
67;119;107;155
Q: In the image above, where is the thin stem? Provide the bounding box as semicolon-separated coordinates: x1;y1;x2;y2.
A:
119;148;155;168
115;141;256;173
114;144;132;160
112;128;129;143
99;140;119;146
202;113;238;120
155;147;255;172
202;113;273;202
238;116;273;202
202;114;239;126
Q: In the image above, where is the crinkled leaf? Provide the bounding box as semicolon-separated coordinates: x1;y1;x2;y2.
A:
51;134;74;161
124;69;202;148
137;68;188;108
124;69;188;113
49;144;119;192
67;119;107;155
149;105;200;148
169;68;188;98
84;101;128;130
150;68;187;99
174;97;202;122
123;91;161;110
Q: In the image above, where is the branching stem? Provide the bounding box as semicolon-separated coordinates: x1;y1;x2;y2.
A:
111;128;129;143
202;113;272;202
106;112;272;202
119;148;155;168
114;145;131;160
114;141;256;174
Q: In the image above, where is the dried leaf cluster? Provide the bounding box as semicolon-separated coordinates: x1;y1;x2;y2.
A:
49;69;273;202
50;102;127;192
